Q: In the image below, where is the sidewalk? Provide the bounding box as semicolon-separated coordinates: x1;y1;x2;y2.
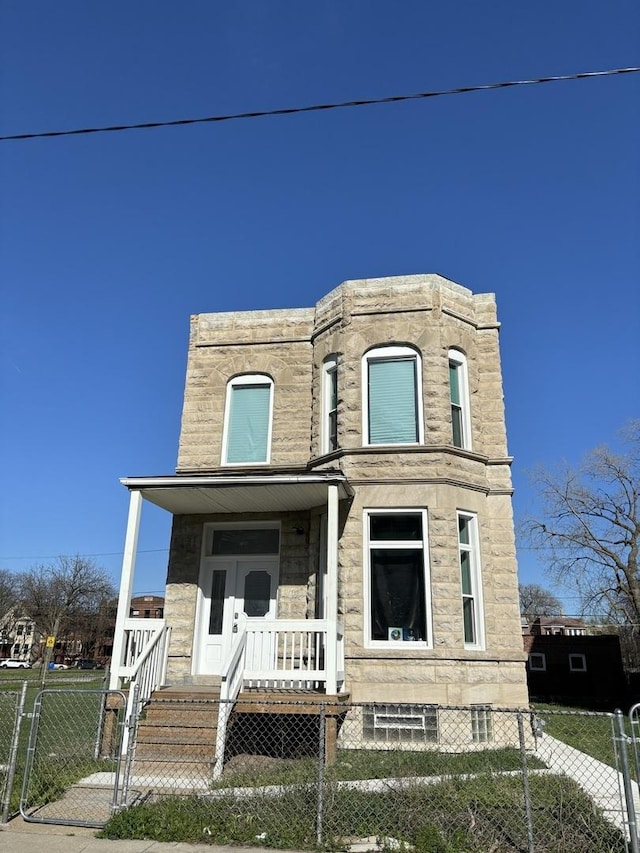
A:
536;733;638;837
0;817;280;853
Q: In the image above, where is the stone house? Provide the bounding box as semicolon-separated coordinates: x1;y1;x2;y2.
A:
110;273;528;753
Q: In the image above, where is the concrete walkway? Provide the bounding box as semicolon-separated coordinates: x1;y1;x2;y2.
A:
0;818;283;853
535;733;640;838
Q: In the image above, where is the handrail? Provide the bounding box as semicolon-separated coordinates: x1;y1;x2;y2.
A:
120;623;170;756
214;627;248;779
130;624;169;683
220;627;247;703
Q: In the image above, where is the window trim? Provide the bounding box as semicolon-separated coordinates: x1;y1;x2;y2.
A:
362;345;424;447
363;508;432;649
569;653;587;672
221;373;274;466
448;349;472;450
528;652;546;671
322;355;338;454
457;511;485;650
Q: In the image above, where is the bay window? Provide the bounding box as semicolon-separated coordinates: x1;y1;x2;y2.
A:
458;512;484;649
322;355;338;453
448;350;471;450
363;346;423;446
365;509;431;646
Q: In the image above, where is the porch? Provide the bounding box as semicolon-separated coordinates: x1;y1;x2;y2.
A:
108;472;352;771
113;616;347;778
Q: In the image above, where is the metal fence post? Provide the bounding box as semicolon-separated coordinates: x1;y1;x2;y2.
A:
628;703;640;787
517;711;535;853
316;703;326;847
615;709;640;853
1;681;28;824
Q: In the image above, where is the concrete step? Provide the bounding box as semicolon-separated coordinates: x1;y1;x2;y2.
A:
137;724;217;740
131;757;213;782
132;687;221;779
143;707;219;726
153;685;221;698
135;741;216;760
136;724;217;745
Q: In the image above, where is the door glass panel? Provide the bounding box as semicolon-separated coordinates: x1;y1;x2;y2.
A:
212;528;279;555
243;570;271;617
208;571;226;634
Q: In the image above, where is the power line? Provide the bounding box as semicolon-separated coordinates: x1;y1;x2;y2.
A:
0;548;168;561
1;66;638;143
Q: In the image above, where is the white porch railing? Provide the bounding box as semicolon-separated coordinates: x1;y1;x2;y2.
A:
243;619;344;689
116;618;168;680
115;618;170;755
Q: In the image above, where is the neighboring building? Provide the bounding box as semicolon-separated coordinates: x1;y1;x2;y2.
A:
524;632;627;708
529;616;587;637
111;273;528;715
0;613;37;661
130;596;165;619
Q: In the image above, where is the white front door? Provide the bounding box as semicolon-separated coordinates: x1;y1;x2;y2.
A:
195;556;278;676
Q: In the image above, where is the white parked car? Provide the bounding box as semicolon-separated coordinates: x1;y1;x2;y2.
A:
0;658;32;669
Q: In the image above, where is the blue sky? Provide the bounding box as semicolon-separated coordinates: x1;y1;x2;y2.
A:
1;2;638;611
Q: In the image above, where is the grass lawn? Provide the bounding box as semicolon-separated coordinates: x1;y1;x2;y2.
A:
214;745;546;790
101;774;626;852
531;703;619;769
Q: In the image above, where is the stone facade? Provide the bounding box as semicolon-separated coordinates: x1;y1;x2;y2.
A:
165;273;528;706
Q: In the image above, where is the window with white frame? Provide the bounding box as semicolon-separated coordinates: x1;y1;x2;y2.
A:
222;374;273;465
363;346;423;446
365;510;431;646
569;653;587;672
322;355;338;454
471;706;493;743
528;652;546;671
458;512;484;649
363;703;438;744
448;350;472;450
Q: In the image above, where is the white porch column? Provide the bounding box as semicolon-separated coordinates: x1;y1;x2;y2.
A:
109;489;142;690
325;483;339;695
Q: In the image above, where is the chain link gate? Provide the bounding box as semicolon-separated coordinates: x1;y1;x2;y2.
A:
20;688;127;828
619;702;640;853
0;682;27;823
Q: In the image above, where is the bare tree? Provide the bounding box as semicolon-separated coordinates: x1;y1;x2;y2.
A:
0;568;18;618
525;421;639;624
18;555;116;664
0;569;20;654
518;583;564;620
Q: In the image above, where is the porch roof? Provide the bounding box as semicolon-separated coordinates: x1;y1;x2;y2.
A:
119;473;353;515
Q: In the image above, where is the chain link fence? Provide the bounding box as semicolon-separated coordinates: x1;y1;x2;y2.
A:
108;697;631;852
3;688;638;850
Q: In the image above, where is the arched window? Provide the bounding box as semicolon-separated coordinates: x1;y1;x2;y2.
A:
222;374;274;465
362;346;423;446
448;350;471;450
